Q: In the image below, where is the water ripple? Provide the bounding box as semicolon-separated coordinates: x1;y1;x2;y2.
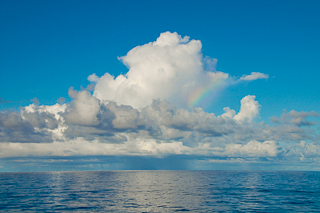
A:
0;171;320;212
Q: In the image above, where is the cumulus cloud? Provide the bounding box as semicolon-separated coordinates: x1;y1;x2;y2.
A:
0;137;190;158
233;95;261;122
0;103;65;143
240;72;269;81
225;140;280;157
277;141;320;166
64;88;100;126
0;111;39;142
0;137;283;159
1;92;318;158
89;32;228;108
270;110;319;129
0;31;319;170
106;102;139;129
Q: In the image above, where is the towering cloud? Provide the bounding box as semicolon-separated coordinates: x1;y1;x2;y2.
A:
0;32;318;170
89;32;228;108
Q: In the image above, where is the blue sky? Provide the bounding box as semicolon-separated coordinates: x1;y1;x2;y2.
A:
0;0;320;171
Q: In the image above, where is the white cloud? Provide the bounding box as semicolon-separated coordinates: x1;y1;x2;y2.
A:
90;31;228;108
220;107;236;119
0;137;281;159
283;110;319;126
225;140;280;157
286;141;320;159
234;95;261;122
1;31;319;169
64;88;100;126
22;103;67;140
0;136;190;158
240;72;269;81
106;102;139;129
3;93;317;147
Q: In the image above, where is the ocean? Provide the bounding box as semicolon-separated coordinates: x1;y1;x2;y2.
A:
0;171;320;212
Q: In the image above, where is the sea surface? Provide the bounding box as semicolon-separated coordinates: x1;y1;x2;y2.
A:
0;171;320;212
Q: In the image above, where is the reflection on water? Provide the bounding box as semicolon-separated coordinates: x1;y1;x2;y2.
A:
0;171;320;212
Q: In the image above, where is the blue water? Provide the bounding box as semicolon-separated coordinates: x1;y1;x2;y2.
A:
0;171;320;212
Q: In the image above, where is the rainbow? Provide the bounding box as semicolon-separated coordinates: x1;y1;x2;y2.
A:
188;78;228;108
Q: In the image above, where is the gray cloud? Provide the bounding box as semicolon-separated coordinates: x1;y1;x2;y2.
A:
0;32;319;169
0;111;54;143
64;88;100;126
57;97;65;104
271;110;319;126
0;97;25;104
30;97;40;105
0;97;13;104
1;95;318;152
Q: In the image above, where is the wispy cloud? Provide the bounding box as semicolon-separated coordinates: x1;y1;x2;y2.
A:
0;97;25;104
240;72;269;81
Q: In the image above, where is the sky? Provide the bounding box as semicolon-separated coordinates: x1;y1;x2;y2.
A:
0;0;320;172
